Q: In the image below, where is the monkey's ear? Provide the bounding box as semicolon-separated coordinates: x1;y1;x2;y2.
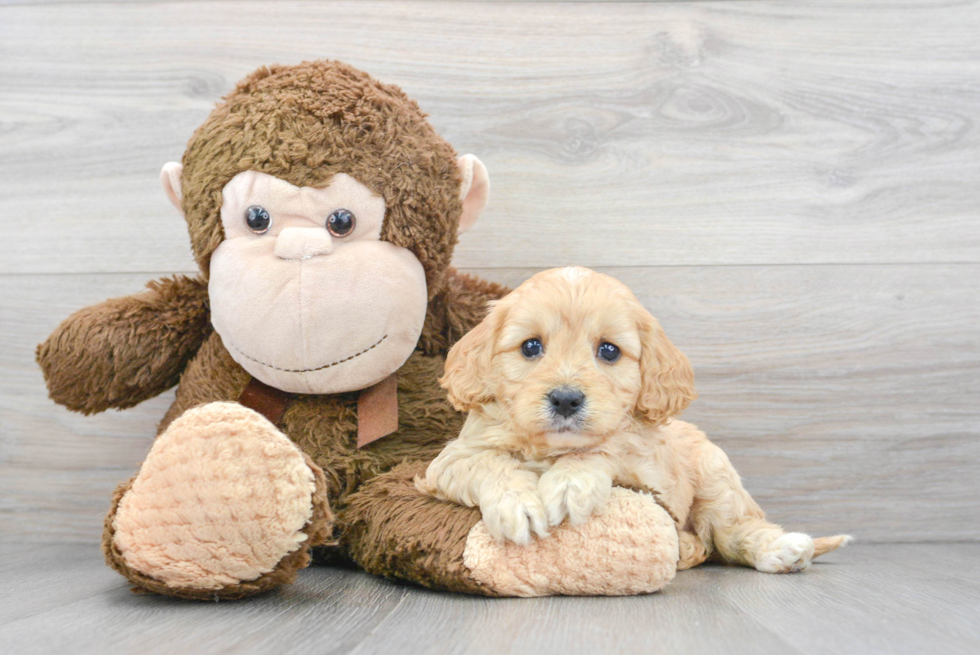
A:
456;154;489;235
160;162;184;214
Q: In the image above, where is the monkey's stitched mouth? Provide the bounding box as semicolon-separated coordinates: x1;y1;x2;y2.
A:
228;334;388;373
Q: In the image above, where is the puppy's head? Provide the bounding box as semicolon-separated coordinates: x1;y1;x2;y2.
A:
441;267;696;448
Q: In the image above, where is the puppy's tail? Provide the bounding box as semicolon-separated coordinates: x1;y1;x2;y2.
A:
812;534;854;558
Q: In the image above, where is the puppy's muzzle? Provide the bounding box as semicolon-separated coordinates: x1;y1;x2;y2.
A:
548;386;585;418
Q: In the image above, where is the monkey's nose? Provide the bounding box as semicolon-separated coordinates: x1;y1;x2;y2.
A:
275;228;334;260
547;387;585;418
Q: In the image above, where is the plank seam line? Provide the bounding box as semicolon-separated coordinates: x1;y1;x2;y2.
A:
0;0;766;9
2;261;979;278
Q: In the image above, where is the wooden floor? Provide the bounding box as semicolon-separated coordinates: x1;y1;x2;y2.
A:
0;543;976;655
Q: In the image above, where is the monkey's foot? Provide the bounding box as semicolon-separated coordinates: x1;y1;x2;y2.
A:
104;402;332;600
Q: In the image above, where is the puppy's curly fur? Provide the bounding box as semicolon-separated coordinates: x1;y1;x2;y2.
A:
418;267;851;573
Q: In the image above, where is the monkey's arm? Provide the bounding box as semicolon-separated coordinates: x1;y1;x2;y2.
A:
37;275;211;415
419;267;510;355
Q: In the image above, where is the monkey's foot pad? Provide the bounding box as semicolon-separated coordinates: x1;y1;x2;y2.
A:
463;488;680;596
112;402;318;590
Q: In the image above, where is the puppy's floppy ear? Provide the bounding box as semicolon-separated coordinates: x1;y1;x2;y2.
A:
635;305;696;424
440;300;504;411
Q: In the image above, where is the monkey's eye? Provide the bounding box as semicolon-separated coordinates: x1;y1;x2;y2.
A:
326;209;355;237
597;342;621;363
245;205;271;234
521;338;544;359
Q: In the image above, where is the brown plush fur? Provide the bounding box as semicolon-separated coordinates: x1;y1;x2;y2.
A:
38;61;510;599
341;461;496;595
419;268;511;356
37;275;210;415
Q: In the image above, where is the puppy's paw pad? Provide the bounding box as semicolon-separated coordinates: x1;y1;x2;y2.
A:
538;468;611;527
538;474;572;526
756;533;815;573
482;490;549;545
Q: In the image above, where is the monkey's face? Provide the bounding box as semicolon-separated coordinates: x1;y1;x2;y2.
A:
207;171;428;394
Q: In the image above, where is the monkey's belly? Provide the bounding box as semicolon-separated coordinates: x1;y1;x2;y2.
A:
165;333;462;501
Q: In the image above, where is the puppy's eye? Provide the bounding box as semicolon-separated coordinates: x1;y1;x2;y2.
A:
326;209;355;237
245;205;272;234
597;342;621;363
521;338;544;359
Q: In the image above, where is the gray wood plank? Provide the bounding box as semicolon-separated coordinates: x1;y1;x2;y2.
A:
0;543;976;655
353;545;980;655
1;0;978;274
691;544;980;655
0;0;752;5
0;543;128;625
0;0;741;5
0;546;410;655
2;264;977;543
0;273;181;543
349;578;793;655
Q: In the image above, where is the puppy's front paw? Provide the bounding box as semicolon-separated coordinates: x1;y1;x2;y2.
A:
755;533;815;573
480;489;549;545
538;466;612;527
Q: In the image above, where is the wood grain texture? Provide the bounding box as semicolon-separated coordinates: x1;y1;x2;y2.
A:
0;0;978;274
3;265;977;543
0;543;412;655
0;543;977;655
352;543;980;655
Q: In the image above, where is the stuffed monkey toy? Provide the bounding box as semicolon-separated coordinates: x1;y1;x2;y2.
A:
37;61;684;600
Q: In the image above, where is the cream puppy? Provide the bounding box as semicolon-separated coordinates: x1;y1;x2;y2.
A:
417;267;850;573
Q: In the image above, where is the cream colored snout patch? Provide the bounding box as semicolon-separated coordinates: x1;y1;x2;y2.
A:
208;171;428;394
210;239;427;394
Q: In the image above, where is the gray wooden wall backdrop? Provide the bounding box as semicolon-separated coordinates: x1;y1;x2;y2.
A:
1;0;978;544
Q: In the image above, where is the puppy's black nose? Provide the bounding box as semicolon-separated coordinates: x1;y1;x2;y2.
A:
548;387;585;418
